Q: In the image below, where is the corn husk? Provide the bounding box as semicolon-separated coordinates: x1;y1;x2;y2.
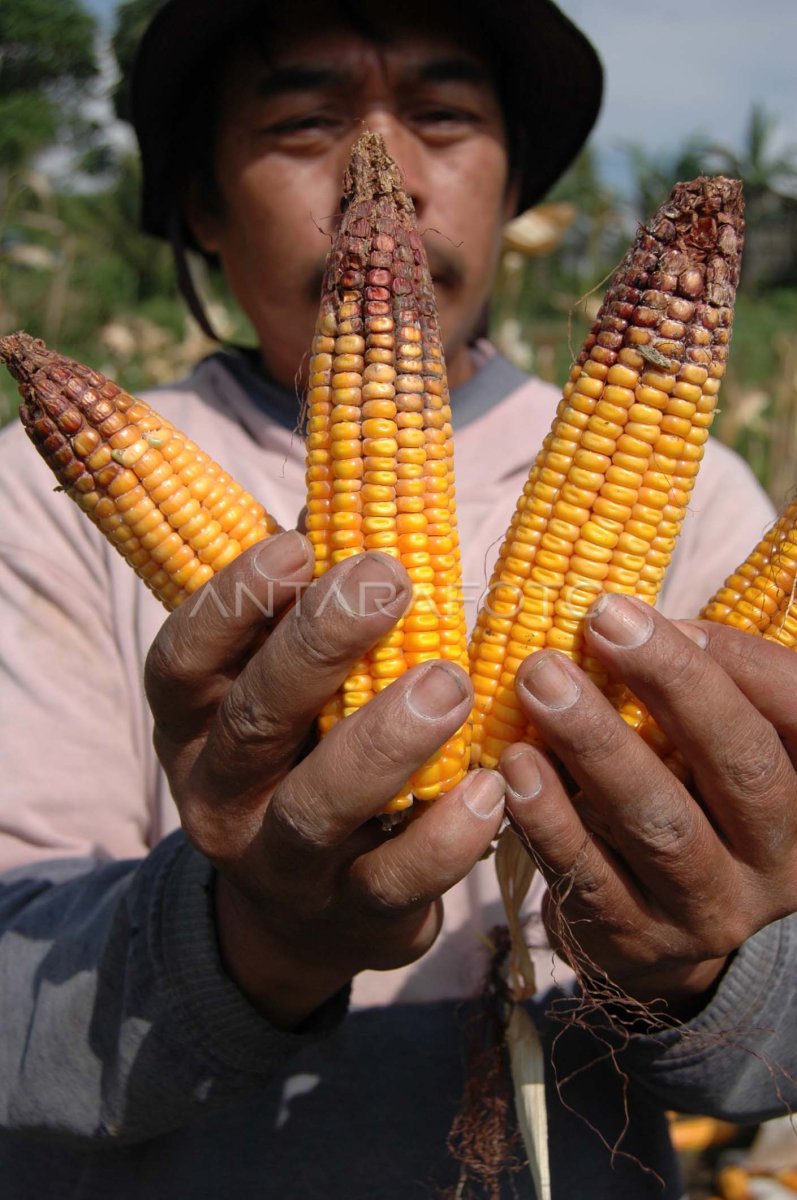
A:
495;826;550;1198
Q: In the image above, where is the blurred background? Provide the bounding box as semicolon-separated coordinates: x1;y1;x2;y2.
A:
2;0;797;511
2;3;797;1196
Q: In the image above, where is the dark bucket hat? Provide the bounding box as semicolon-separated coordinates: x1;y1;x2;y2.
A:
129;0;603;246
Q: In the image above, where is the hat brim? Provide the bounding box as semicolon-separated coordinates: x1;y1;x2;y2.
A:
130;0;603;245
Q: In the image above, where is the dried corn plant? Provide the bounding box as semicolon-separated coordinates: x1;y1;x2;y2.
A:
97;308;236;391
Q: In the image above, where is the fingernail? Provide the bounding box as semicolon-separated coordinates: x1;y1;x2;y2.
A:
501;746;542;801
588;593;654;648
254;530;312;581
463;770;505;819
675;620;709;650
406;663;469;719
337;552;410;618
519;652;580;710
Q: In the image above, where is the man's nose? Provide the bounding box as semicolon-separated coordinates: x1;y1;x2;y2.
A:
358;111;430;217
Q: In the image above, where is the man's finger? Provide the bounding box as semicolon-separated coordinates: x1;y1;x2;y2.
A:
261;659;473;857
584;596;797;863
676;619;797;754
501;742;746;988
511;650;736;920
144;530;313;741
201;552;416;792
346;770;505;959
499;742;656;954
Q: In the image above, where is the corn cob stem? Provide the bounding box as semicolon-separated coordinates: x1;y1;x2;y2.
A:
2;332;278;610
469;178;744;769
304;131;470;812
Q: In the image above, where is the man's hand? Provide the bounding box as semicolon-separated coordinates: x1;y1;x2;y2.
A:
145;531;505;1029
499;594;797;1016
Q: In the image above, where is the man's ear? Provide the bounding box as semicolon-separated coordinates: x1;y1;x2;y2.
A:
184;177;224;255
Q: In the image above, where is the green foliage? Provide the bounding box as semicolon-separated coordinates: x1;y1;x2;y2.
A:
724;290;797;383
0;0;100;262
0;0;98;170
548;148;626;289
0;0;97;95
60;155;177;301
0;147;253;423
0;91;56;171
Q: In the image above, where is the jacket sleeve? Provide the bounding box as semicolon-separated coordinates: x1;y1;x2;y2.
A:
0;425;347;1145
0;424;156;868
622;917;797;1122
0;838;348;1146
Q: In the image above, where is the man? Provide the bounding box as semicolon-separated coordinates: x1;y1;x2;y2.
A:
0;1;795;1196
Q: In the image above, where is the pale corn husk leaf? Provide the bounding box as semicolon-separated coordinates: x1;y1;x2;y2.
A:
496;828;551;1197
495;826;537;997
507;1003;551;1200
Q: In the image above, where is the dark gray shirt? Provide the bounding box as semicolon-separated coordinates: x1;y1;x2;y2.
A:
0;838;795;1198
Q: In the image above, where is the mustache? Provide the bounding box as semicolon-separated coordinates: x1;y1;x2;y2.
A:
306;231;465;302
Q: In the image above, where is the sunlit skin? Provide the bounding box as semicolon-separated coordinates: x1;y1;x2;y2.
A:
187;6;518;391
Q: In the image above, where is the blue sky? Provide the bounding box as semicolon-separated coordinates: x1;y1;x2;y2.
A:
557;0;797;183
80;0;797;189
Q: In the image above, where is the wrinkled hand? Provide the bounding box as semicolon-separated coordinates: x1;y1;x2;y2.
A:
145;531;505;1028
500;594;797;1016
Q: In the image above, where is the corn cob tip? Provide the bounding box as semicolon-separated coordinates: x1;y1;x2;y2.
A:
570;174;744;381
2;334;114;442
342;131;415;219
644;176;744;307
1;332;112;433
0;330;52;389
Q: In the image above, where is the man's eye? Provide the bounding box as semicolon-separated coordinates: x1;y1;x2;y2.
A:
262;113;341;138
417;108;471;123
410;107;481;138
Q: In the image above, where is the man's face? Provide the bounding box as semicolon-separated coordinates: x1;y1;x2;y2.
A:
188;2;518;390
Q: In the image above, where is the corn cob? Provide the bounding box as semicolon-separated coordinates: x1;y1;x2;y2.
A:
617;492;797;763
2;332;278;610
304;131;469;812
469;178;744;769
701;492;797;643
